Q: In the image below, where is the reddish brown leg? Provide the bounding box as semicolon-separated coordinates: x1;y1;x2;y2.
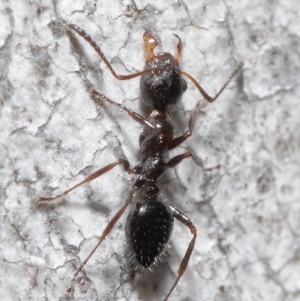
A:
68;24;158;80
67;191;134;293
169;64;242;150
38;159;134;202
91;90;154;129
164;205;197;301
166;152;220;171
181;62;243;103
167;101;202;150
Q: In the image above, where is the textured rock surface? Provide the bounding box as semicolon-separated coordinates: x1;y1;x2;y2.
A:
1;1;300;300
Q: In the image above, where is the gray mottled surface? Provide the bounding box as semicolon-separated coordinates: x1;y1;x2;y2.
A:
1;1;300;301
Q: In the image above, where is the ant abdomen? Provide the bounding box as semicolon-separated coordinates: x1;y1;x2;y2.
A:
127;199;174;268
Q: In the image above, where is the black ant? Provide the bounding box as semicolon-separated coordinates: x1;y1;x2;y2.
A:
38;24;241;300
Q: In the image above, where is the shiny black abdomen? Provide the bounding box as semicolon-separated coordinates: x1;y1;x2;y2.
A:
128;200;174;268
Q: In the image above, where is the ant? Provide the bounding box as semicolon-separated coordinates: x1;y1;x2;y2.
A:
39;24;241;300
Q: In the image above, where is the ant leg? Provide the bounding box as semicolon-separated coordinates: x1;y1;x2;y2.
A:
166;152;220;171
67;191;134;294
68;24;158;80
167;101;202;150
91;89;154;129
169;63;242;150
67;190;134;293
164;205;197;301
38;159;134;202
180;62;243;103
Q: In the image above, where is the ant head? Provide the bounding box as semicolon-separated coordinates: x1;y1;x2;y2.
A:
140;32;187;110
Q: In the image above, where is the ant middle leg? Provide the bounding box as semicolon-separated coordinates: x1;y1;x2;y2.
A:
38;159;134;202
166;152;220;171
164;205;197;301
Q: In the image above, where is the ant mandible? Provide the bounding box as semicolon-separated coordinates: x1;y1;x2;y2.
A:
39;24;241;300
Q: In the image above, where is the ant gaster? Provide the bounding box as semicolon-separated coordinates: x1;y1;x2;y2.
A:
39;24;241;300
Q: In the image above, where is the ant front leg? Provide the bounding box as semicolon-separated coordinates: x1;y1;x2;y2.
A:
91;89;154;129
164;205;197;301
166;152;220;171
38;159;135;202
167;101;202;150
169;63;243;150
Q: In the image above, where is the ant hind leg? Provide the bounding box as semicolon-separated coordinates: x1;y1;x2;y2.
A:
163;205;197;301
67;191;134;293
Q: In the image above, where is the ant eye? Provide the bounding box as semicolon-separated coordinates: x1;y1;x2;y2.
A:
182;79;187;92
145;76;153;88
